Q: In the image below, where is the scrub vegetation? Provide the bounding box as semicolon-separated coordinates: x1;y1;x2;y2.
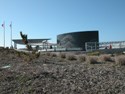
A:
0;48;125;94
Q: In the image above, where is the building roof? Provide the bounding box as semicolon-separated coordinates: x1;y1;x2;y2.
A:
13;39;50;45
57;30;99;36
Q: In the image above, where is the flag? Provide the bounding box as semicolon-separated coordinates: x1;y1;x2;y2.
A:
10;22;12;28
10;24;11;27
1;22;5;28
1;23;4;28
1;21;5;47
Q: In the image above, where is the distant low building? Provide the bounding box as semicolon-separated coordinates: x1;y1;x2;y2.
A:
13;39;51;49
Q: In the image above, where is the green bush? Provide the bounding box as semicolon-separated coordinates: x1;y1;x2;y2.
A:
87;51;100;56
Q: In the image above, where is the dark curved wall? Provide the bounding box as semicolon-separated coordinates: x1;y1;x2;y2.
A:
57;31;99;50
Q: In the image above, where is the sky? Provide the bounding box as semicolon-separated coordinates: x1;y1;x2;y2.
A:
0;0;125;47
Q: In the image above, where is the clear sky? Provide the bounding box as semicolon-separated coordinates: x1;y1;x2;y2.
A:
0;0;125;47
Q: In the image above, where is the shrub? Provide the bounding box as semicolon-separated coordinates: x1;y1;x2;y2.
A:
60;53;66;58
36;52;40;58
24;55;32;62
78;55;86;62
51;53;57;57
5;47;9;50
32;51;36;54
115;55;125;65
99;54;112;62
16;52;21;57
87;56;98;64
66;54;77;61
87;51;100;56
46;52;51;56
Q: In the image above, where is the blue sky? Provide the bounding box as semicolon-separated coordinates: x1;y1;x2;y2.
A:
0;0;125;47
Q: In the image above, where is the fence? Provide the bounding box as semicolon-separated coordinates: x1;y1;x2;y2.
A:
85;41;125;51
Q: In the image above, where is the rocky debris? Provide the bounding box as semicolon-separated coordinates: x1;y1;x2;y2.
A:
0;49;125;94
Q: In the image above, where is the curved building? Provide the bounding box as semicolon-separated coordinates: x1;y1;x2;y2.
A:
57;31;99;50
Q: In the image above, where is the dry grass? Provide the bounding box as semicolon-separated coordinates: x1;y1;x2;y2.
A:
99;54;112;62
15;51;40;62
46;52;51;56
51;53;57;57
16;51;21;57
78;55;86;62
115;55;125;65
59;53;66;58
87;56;98;64
1;49;125;94
35;52;40;58
66;54;77;61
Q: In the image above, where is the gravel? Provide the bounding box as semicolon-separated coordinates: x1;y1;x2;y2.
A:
0;49;125;94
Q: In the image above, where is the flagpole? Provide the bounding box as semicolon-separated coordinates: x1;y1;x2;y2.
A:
10;22;12;47
3;21;5;48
